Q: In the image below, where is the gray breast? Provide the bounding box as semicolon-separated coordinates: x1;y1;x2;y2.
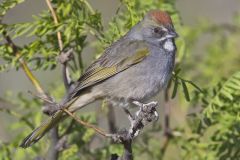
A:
99;42;175;106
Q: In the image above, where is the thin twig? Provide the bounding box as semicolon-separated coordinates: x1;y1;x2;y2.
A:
62;109;108;137
43;2;71;158
29;90;109;141
3;26;63;160
173;71;203;93
45;0;63;50
160;85;173;159
2;31;46;97
3;30;61;160
110;101;159;160
0;98;35;129
45;0;71;90
28;91;54;105
160;136;171;158
163;89;172;137
123;139;133;160
47;127;59;160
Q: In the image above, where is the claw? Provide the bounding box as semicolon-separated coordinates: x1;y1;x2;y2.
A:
123;107;134;122
148;101;158;106
132;101;143;107
131;100;159;125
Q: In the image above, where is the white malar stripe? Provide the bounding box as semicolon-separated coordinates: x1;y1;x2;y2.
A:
163;39;175;52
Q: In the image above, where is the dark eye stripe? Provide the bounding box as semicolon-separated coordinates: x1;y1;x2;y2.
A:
153;27;165;36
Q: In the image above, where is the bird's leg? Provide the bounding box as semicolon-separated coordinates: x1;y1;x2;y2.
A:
123;107;134;122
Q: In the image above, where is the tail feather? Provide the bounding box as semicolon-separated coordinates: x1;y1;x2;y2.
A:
20;111;64;148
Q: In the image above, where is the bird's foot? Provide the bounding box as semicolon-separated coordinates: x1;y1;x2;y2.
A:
27;91;61;115
123;107;134;123
118;101;159;139
42;102;62;115
42;98;66;115
132;101;159;124
108;101;159;143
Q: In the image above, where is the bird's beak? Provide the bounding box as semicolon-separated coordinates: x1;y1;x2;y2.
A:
157;28;179;42
169;31;178;38
167;29;178;38
166;26;179;38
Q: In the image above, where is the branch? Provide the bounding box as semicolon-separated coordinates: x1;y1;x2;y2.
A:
2;31;47;97
45;0;63;50
159;88;173;159
3;2;159;159
38;93;155;160
163;88;172;137
109;101;159;160
0;98;35;129
47;127;59;160
63;109;108;137
60;100;158;160
2;27;61;160
45;0;71;90
2;16;105;160
43;1;73;159
2;30;61;160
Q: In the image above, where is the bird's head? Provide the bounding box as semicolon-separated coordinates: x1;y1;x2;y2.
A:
129;10;178;43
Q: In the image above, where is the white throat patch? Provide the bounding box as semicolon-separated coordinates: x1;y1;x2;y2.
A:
163;39;175;52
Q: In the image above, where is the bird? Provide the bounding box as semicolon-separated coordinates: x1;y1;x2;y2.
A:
20;10;178;148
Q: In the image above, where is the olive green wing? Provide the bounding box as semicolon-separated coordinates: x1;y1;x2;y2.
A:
69;40;150;98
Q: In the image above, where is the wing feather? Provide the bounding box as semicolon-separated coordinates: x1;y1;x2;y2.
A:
69;40;149;98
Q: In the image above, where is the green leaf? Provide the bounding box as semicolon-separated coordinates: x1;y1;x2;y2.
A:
181;79;190;101
0;0;25;18
171;77;179;99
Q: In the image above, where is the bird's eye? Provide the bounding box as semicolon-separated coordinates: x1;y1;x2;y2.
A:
153;27;165;36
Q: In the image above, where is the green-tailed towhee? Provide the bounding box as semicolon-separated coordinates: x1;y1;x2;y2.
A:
20;10;178;148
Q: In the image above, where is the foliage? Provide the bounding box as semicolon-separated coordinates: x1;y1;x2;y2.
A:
0;0;240;160
172;71;240;160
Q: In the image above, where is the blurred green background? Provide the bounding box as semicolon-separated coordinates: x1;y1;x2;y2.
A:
0;0;240;159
